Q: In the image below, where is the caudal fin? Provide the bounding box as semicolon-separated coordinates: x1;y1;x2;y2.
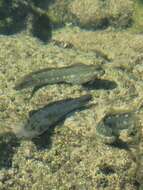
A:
14;75;34;90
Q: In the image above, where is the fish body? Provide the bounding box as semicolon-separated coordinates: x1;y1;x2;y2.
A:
96;112;137;144
14;64;104;91
16;94;92;139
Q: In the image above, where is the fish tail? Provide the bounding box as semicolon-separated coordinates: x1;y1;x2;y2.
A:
14;75;34;90
14;82;24;90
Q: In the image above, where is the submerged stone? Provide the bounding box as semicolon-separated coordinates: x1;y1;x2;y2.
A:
69;0;133;29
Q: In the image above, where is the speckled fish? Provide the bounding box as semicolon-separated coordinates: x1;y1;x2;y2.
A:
16;94;92;139
96;112;138;144
14;64;104;96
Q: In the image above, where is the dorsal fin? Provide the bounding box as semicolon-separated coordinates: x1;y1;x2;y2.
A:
24;67;55;76
27;63;87;75
71;63;87;67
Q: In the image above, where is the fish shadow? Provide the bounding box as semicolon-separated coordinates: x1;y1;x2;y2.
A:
0;132;20;170
110;139;130;150
30;79;118;99
83;79;117;90
32;124;56;150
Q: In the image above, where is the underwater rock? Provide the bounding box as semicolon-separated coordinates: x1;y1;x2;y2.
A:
0;0;52;42
47;0;75;26
0;0;135;40
0;0;28;34
69;0;133;29
39;0;133;29
131;0;143;34
69;0;108;29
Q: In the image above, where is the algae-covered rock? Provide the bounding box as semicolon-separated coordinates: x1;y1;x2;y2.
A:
69;0;108;29
30;0;134;29
130;0;143;33
69;0;133;29
47;0;75;26
0;0;27;34
0;0;142;42
0;0;52;41
135;107;143;188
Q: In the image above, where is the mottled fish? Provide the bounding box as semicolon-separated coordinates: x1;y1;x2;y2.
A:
96;112;138;144
14;64;104;96
16;94;92;139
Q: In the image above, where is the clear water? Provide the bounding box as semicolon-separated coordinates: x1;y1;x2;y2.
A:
0;0;143;189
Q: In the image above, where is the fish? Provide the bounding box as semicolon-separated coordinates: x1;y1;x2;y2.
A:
96;112;137;144
16;94;92;139
14;64;104;96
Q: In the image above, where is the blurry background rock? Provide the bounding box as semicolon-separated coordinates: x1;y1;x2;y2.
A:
131;0;143;33
0;0;52;42
69;0;133;29
47;0;134;29
0;0;143;42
